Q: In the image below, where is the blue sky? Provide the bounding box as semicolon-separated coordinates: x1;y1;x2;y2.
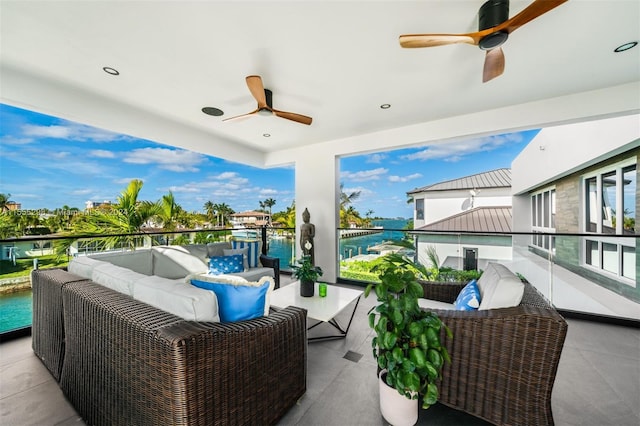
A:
0;103;539;218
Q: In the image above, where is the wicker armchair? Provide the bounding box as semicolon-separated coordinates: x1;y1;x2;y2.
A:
32;268;307;426
419;279;568;426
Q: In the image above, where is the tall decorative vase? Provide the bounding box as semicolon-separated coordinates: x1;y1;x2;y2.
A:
379;370;418;426
300;280;314;297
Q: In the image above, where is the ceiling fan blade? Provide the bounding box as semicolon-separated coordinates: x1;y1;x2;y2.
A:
482;47;505;83
273;109;313;125
502;0;568;34
246;75;268;108
399;33;480;48
222;108;260;122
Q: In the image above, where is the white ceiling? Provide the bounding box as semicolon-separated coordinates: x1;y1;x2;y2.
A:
1;0;639;167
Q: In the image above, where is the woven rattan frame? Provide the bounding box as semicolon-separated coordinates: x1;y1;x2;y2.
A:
31;268;92;381
33;269;307;425
419;279;568;426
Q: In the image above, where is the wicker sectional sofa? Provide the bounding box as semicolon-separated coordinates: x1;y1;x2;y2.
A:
418;263;568;426
31;246;306;425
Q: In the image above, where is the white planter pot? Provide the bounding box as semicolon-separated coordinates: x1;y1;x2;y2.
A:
379;370;418;426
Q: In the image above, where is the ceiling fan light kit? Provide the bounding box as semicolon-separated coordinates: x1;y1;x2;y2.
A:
398;0;568;82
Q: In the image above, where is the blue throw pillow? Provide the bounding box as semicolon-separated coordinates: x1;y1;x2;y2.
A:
454;279;481;311
209;254;244;275
231;240;261;268
190;278;271;322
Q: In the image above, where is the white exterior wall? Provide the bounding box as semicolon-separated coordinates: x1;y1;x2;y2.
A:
512;114;640;195
414;187;512;227
294;150;340;282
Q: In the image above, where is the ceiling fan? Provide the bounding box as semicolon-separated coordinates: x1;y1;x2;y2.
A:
399;0;568;83
223;75;312;125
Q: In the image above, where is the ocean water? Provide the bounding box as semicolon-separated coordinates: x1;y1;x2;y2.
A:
0;290;32;333
268;219;410;267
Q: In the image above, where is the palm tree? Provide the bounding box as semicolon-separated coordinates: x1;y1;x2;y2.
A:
215;203;234;227
0;193;11;212
339;183;361;209
262;198;276;225
157;191;181;232
0;214;17;239
203;200;215;222
57;179;161;253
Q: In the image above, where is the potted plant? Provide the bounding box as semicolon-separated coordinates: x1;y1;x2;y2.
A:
290;255;323;297
365;253;452;425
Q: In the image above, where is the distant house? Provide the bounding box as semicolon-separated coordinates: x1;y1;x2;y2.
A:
511;115;639;305
85;200;113;210
5;201;21;211
230;211;271;227
407;168;513;271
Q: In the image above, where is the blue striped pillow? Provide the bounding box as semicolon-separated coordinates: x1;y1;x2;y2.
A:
231;240;262;268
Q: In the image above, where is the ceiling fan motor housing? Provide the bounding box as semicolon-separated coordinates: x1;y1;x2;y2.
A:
478;0;509;50
257;88;274;115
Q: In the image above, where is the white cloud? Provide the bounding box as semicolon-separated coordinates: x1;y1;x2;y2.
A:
402;133;524;162
0;135;34;145
21;123;126;142
71;188;93;195
341;167;388;182
123;147;206;172
366;153;387;164
114;177;142;184
90;149;116;158
388;173;422;183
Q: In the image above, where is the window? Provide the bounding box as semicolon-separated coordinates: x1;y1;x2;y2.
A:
415;198;424;220
582;160;636;282
531;187;556;253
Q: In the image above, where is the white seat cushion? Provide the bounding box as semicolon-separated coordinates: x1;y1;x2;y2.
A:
418;298;456;311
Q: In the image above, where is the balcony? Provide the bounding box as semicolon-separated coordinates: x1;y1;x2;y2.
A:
1;275;638;425
0;229;638;425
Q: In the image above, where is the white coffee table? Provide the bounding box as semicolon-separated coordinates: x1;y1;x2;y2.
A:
270;282;363;342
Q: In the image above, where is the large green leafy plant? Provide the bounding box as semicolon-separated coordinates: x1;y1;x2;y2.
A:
290;255;323;283
365;253;452;409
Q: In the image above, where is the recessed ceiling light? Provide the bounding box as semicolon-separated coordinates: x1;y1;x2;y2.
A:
102;67;119;76
263;133;271;137
614;41;638;53
202;107;224;117
380;104;391;109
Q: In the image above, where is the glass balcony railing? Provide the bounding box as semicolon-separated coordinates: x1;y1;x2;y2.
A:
0;227;298;336
1;226;638;337
337;227;639;322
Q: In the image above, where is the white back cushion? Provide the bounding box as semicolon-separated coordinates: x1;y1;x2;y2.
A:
91;263;147;296
133;275;220;322
90;250;153;275
68;256;108;279
151;246;209;279
477;263;524;310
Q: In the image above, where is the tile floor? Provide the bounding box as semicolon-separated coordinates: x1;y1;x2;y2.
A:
1;279;638;426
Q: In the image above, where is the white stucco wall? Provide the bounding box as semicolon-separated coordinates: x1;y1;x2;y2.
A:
294;150;340;282
416;188;512;226
511;114;640;195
